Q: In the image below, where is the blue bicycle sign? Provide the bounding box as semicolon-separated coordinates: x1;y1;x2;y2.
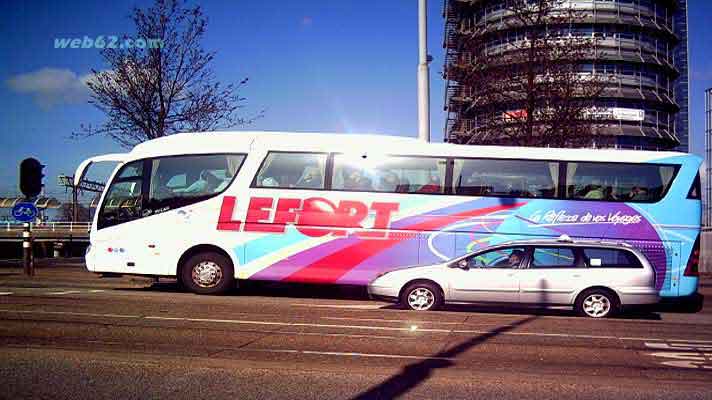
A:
12;202;38;223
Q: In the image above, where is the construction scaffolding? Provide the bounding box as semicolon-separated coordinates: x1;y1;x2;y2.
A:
442;0;688;150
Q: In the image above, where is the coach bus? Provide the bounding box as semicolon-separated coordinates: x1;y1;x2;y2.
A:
74;131;702;305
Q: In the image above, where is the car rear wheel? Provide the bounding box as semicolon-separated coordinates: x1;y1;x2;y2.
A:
575;289;618;318
181;252;234;295
401;282;443;311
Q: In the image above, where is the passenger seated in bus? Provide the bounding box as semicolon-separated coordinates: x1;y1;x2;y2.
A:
378;171;400;192
581;179;605;199
626;185;649;201
260;176;280;187
295;166;323;189
417;174;441;193
603;186;616;201
459;171;488;195
151;172;171;200
176;170;221;195
395;176;410;193
344;169;373;191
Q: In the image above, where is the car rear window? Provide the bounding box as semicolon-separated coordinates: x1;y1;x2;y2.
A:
583;248;642;268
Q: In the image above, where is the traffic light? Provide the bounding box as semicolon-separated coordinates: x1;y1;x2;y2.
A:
19;158;44;198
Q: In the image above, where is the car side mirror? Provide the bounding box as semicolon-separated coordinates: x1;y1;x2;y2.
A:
457;259;469;270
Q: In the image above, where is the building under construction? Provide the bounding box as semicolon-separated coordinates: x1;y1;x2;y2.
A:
443;0;689;151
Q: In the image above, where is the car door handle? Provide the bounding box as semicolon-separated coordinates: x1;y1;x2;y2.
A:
572;274;581;278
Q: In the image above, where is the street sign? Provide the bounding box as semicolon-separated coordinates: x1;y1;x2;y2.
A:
12;202;38;223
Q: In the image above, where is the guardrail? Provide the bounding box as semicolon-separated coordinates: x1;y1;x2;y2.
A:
1;222;91;232
0;222;91;242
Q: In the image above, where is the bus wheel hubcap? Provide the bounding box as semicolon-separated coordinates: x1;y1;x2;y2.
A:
583;294;610;317
192;261;223;288
408;288;434;310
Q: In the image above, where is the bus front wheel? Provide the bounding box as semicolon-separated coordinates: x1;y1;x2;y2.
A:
181;252;235;295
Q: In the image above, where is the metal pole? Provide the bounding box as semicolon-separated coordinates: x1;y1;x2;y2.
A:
23;222;33;276
417;0;431;142
72;186;78;223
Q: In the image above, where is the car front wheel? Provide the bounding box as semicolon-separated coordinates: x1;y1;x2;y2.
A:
401;282;443;311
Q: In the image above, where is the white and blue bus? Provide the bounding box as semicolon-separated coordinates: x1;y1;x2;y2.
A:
75;132;702;305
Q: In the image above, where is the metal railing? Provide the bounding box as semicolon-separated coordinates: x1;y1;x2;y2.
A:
1;222;91;233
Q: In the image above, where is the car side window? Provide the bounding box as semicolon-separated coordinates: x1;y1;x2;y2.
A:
468;247;527;269
530;247;578;268
583;248;643;268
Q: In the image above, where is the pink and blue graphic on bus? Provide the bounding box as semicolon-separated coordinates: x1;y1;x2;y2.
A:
219;154;700;299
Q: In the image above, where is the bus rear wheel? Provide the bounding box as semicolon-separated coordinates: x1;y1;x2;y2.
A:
181;252;234;295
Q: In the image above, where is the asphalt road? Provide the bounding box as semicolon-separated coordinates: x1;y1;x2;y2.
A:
0;260;711;399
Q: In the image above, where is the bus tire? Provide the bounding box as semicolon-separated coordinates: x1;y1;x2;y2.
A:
575;288;619;318
400;281;443;311
181;252;234;295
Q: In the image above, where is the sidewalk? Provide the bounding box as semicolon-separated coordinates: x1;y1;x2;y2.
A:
0;257;156;289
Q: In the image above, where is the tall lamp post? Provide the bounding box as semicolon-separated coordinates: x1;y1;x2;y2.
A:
417;0;431;142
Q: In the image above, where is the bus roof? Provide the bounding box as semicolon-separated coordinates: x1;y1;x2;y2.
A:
129;131;699;164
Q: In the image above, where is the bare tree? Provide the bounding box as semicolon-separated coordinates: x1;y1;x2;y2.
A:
77;0;260;147
448;0;612;147
57;203;91;222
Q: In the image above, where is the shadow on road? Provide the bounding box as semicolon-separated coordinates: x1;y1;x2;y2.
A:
125;278;665;320
121;279;373;301
350;315;538;400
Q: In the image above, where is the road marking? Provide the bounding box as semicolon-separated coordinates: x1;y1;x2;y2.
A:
279;331;405;340
321;316;466;325
299;350;452;361
246;348;452;361
291;303;383;309
144;316;454;333
0;309;139;318
0;292;12;296
644;341;712;369
89;290;105;293
1;308;710;346
47;290;81;295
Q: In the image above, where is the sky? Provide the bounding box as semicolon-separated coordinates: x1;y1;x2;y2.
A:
1;0;711;201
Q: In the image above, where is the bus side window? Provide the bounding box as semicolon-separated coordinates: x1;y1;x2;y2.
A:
254;152;328;190
565;162;678;202
150;154;245;203
98;154;245;230
453;159;559;198
331;155;446;194
688;172;701;199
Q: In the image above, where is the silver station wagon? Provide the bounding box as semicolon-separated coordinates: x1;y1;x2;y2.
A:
368;237;659;318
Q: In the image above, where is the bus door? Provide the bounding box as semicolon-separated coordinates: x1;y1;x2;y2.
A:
93;159;152;273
